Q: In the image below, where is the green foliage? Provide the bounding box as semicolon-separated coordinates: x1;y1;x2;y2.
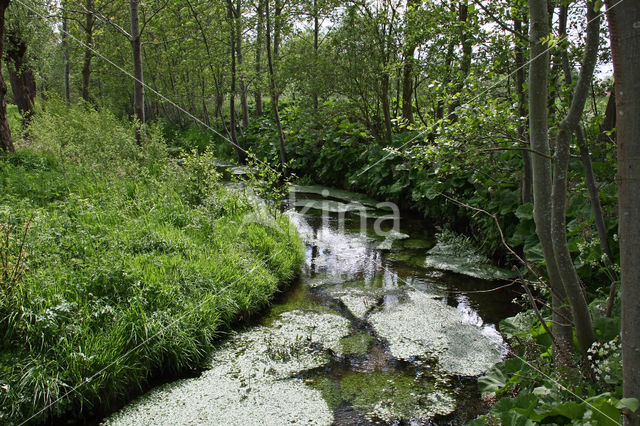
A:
0;222;30;339
0;101;304;424
237;154;293;214
473;307;634;425
179;147;222;206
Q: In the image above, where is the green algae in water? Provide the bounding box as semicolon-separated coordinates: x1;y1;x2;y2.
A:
340;371;456;422
402;238;434;250
261;285;337;326
339;333;374;355
308;377;343;412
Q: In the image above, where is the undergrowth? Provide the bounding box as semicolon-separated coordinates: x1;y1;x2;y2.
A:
0;99;304;424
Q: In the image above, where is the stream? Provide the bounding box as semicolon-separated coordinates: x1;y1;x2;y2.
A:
105;185;520;425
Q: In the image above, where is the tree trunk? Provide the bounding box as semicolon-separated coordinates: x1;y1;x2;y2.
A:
528;0;574;360
81;0;94;102
265;0;287;174
599;87;616;147
381;72;393;142
215;93;224;122
0;0;13;153
550;0;599;355
606;1;640;424
312;0;319;112
6;29;36;125
514;16;532;204
62;2;70;104
400;0;417;124
235;0;249;128
130;0;145;144
227;0;245;163
447;0;472;121
254;0;264;116
558;3;616;300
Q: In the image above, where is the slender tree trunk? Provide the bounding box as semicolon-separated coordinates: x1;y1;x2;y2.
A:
0;0;13;153
312;0;319;112
606;1;640;424
62;2;70;104
514;16;532;204
550;0;599;354
599;87;616;147
528;0;574;360
235;0;249;128
254;0;264;116
558;4;615;294
81;0;94;102
447;0;472;121
381;73;392;142
227;0;245;162
215;92;224;122
400;0;417;124
265;0;287;174
130;0;145;144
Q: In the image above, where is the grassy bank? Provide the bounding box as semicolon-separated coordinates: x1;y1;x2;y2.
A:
0;100;304;424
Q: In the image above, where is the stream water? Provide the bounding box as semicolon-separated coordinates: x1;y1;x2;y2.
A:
105;185;521;425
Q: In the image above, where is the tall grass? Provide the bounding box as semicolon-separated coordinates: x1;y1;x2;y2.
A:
0;99;304;424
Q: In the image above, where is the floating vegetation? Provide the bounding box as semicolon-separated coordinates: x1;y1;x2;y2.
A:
106;311;350;424
369;291;506;376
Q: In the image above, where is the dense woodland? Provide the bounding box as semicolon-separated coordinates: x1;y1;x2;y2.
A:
0;0;639;424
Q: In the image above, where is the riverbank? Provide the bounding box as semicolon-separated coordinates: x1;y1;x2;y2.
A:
0;102;304;424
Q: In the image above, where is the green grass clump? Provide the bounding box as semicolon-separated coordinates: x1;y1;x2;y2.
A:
0;99;304;424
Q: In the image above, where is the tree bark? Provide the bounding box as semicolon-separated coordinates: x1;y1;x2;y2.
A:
558;4;616;301
227;0;245;162
81;0;95;102
381;72;393;142
606;1;640;424
400;0;417;124
550;0;599;354
6;29;36;125
62;2;70;104
514;16;532;204
265;0;287;174
312;0;319;113
447;0;472;121
130;0;145;143
528;0;574;359
235;0;249;128
599;87;616;147
0;0;13;153
254;0;264;116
